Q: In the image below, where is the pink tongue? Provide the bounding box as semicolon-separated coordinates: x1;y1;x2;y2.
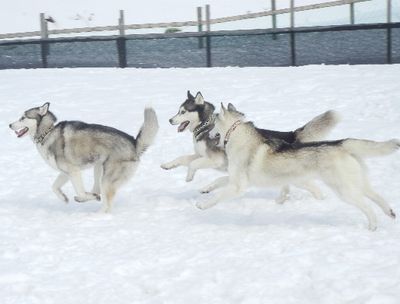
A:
16;128;27;137
178;122;188;132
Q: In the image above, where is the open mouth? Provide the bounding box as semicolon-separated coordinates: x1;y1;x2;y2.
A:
15;127;29;138
178;121;190;132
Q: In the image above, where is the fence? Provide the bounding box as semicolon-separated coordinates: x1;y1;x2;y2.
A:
0;22;399;69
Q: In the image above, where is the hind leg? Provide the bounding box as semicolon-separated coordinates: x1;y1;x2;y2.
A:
294;181;324;200
363;180;396;219
52;173;69;203
100;161;138;213
275;185;290;204
90;163;102;201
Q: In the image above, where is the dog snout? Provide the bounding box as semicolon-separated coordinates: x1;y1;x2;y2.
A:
9;123;13;129
169;118;173;124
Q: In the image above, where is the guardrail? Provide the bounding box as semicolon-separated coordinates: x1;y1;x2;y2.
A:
0;22;398;69
0;0;371;40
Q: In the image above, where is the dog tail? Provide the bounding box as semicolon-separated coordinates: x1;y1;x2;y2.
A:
294;110;340;142
135;107;159;157
342;138;400;158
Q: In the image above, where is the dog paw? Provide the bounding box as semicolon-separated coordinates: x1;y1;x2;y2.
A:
93;193;101;201
199;188;211;194
161;163;175;170
186;175;194;182
275;196;288;204
389;209;396;219
61;193;69;204
196;201;214;210
74;196;88;203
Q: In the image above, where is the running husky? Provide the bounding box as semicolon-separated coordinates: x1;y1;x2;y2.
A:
197;103;398;230
161;91;339;202
9;102;159;212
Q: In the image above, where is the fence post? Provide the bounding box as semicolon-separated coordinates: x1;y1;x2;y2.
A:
197;7;204;48
117;10;127;68
40;13;48;68
205;4;212;67
387;0;392;64
289;0;296;66
271;0;277;40
350;3;355;25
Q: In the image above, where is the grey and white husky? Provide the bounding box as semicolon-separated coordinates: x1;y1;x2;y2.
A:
9;102;159;212
161;91;339;202
197;103;398;230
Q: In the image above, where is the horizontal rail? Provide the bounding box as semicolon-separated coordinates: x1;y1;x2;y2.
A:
0;22;398;46
0;0;369;40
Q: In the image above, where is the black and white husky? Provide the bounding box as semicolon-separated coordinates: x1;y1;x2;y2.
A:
9;102;159;212
197;103;398;230
161;91;339;202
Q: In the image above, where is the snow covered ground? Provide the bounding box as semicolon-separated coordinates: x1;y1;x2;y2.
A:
0;65;400;303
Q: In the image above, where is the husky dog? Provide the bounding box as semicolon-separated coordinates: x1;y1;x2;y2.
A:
197;103;398;230
9;102;158;212
161;91;339;202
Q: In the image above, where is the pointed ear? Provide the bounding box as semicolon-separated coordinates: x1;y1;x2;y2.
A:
39;102;50;116
227;103;237;112
194;92;205;105
187;90;194;99
220;102;227;117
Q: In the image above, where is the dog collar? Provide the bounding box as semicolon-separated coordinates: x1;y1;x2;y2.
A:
223;120;242;148
193;114;216;141
35;126;54;145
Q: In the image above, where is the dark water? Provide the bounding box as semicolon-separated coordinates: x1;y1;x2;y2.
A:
0;28;399;69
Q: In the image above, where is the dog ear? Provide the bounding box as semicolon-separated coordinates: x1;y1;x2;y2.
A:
187;90;194;100
39;102;50;116
227;103;237;112
194;92;205;105
220;102;227;117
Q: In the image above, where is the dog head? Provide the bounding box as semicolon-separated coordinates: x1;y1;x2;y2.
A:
169;91;215;133
9;102;53;139
211;103;245;147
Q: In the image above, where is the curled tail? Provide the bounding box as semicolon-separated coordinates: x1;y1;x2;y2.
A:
342;138;400;158
136;107;159;157
294;110;340;142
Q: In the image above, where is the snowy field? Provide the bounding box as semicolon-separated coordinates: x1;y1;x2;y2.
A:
0;65;400;303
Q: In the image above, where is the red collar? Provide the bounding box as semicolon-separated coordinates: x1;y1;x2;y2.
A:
223;120;242;148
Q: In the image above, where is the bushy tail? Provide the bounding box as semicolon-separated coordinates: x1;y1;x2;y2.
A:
294;110;340;142
342;138;400;158
136;107;159;157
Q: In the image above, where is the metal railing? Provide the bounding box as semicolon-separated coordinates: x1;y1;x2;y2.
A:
0;22;399;69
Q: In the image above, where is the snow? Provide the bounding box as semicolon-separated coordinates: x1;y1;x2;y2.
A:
1;65;400;303
0;0;398;35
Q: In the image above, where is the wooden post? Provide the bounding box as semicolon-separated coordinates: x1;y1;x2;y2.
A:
118;10;125;36
290;0;295;28
387;0;392;64
271;0;277;40
40;13;48;39
350;3;355;25
205;4;211;67
39;13;48;68
117;10;127;68
197;7;203;48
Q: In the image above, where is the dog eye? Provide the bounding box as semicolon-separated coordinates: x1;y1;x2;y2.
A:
20;117;25;121
181;110;186;114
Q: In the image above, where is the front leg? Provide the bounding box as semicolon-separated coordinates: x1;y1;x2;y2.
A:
69;170;99;203
200;176;229;194
196;171;248;209
52;173;69;203
186;157;221;182
161;154;199;170
91;163;102;201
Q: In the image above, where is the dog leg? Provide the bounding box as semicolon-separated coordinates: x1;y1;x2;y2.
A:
91;163;103;201
294;181;324;200
52;173;69;203
200;176;229;193
363;181;396;219
161;154;199;170
275;185;290;204
186;157;221;182
69;170;99;203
